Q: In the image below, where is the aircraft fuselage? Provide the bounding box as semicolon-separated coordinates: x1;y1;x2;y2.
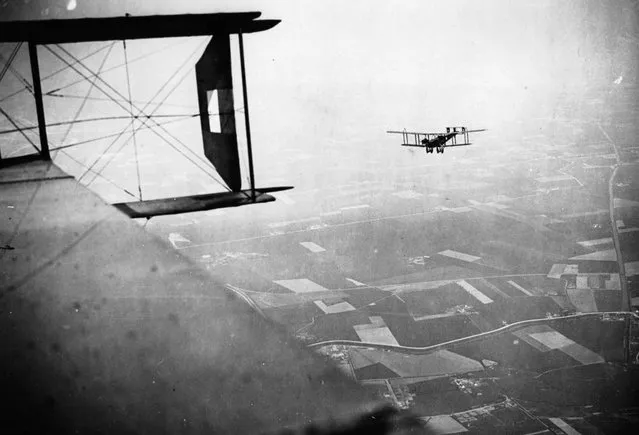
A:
421;133;457;148
421;133;457;153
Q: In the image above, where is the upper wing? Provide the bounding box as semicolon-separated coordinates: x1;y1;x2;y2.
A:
0;13;280;44
387;130;446;136
388;129;486;136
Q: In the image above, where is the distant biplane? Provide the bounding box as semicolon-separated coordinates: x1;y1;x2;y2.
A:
0;12;292;218
387;126;486;154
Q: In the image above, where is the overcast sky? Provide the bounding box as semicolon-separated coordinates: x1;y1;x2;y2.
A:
1;1;637;199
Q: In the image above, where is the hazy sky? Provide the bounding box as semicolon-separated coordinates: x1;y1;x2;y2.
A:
1;1;636;199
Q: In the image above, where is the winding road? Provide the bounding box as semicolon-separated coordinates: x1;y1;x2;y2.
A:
598;123;631;311
309;311;637;355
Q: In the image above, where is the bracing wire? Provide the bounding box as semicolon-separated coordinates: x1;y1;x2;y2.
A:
55;42;117;158
0;51;33;96
9;116;137;199
0;113;200;136
58;149;138;199
59;38;232;192
44;92;200;110
122;39;143;201
85;117;223;195
47;38;229;191
41;44;144;184
68;41;223;188
49;115;197;152
0;42;112;103
0;42;22;84
121;37;228;176
3;34;267;205
49;45;145;118
42;44;168;186
43;37;194;97
6;38;230;196
0;105;40;153
84;117;222;194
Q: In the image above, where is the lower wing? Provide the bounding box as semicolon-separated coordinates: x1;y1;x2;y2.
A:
445;143;473;147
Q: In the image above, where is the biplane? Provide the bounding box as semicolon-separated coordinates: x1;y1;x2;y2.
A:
0;9;411;435
387;126;486;154
0;11;292;218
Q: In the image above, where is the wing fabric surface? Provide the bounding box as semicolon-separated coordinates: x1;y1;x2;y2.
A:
0;161;385;434
196;35;242;192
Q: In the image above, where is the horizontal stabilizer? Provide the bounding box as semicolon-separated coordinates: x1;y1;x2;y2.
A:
113;186;293;219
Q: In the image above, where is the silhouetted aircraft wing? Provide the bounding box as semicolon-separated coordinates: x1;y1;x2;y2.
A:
114;187;293;219
0;160;408;434
0;12;280;44
1;11;290;218
0;9;422;433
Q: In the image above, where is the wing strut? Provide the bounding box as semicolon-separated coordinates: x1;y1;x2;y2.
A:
28;42;50;160
238;30;256;202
